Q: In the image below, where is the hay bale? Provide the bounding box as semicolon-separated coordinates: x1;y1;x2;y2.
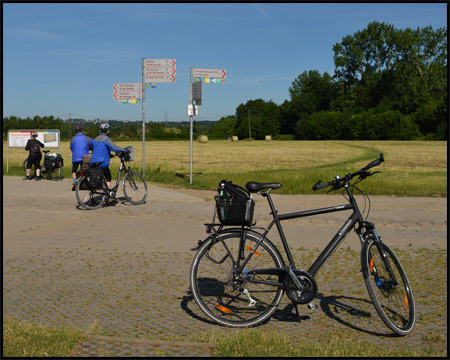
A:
197;135;208;143
265;135;272;141
231;136;238;142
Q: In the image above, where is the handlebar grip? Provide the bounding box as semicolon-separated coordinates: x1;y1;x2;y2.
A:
313;180;331;191
364;153;384;170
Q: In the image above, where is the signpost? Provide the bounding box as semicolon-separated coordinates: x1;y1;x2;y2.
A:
141;58;176;175
188;66;226;183
113;60;175;176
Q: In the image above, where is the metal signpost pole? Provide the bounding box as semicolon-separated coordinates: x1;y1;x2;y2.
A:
142;58;146;176
189;66;194;184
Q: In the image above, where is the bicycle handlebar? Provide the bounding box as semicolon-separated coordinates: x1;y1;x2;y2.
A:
363;153;384;171
313;153;384;191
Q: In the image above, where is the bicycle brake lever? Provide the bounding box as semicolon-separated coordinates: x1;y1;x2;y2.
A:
362;171;381;179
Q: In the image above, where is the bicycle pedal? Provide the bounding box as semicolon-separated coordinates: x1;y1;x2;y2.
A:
308;302;317;310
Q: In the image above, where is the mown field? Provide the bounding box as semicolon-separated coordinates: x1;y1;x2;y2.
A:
3;140;447;196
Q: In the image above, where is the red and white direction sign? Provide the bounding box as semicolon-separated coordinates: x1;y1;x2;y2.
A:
193;68;226;79
113;91;142;100
113;83;142;91
113;83;143;100
143;58;176;83
144;59;176;68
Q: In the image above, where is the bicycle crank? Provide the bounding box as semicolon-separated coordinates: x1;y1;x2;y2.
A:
283;270;317;305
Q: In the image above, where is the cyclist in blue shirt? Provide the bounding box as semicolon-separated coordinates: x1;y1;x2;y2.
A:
70;124;93;190
90;123;128;200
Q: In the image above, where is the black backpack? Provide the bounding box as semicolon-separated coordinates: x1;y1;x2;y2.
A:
215;180;255;226
30;140;41;154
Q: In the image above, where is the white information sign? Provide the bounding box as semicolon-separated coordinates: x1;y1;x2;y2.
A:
187;104;199;116
7;130;60;148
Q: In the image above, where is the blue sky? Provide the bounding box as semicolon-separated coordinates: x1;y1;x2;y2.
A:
3;2;447;123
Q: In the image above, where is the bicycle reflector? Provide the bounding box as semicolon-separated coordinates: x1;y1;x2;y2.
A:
246;246;261;257
216;305;233;314
404;293;409;311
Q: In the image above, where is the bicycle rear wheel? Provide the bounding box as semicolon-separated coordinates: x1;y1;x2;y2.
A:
123;171;147;204
75;175;105;210
362;238;415;336
190;230;285;327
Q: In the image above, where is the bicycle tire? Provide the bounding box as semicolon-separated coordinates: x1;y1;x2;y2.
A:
123;171;147;204
190;230;285;327
362;238;415;336
75;175;105;210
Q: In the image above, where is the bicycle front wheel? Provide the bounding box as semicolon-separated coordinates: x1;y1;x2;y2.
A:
190;230;285;327
362;238;415;336
75;175;105;210
123;171;147;204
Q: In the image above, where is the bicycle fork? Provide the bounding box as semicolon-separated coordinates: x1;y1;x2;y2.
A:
360;225;399;288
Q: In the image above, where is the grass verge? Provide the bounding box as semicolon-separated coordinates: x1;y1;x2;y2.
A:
2;318;102;357
4;319;445;357
204;328;445;357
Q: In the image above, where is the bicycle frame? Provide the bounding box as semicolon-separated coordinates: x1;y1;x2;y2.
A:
235;183;395;284
111;159;127;192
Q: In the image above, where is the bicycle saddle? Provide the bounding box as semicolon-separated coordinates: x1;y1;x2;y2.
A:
246;182;282;193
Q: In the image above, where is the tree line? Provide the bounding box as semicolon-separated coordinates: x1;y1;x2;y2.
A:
3;22;446;141
211;22;447;141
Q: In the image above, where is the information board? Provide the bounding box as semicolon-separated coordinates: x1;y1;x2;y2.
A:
8;129;60;148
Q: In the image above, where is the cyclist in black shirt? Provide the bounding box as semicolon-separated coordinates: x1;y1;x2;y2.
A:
24;131;45;180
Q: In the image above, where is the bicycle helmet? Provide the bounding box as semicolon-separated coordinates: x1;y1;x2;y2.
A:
76;124;83;132
31;131;38;138
100;123;110;133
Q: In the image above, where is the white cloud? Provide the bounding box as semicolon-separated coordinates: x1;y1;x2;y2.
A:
6;27;64;40
251;4;269;18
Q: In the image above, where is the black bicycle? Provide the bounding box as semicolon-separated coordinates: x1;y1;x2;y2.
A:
189;154;415;336
75;152;147;210
23;150;64;180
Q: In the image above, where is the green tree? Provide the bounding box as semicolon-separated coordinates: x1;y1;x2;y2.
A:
333;21;447;124
235;99;281;140
210;115;237;139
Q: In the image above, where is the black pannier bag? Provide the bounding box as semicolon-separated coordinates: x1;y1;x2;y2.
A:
76;170;89;190
85;167;104;190
215;180;255;226
44;153;64;171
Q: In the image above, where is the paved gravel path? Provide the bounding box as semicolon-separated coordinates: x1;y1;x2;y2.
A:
3;176;447;356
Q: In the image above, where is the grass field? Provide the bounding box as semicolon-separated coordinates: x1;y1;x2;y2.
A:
3;140;447;196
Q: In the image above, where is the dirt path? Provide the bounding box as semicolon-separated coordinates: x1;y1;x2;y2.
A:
3;176;447;355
